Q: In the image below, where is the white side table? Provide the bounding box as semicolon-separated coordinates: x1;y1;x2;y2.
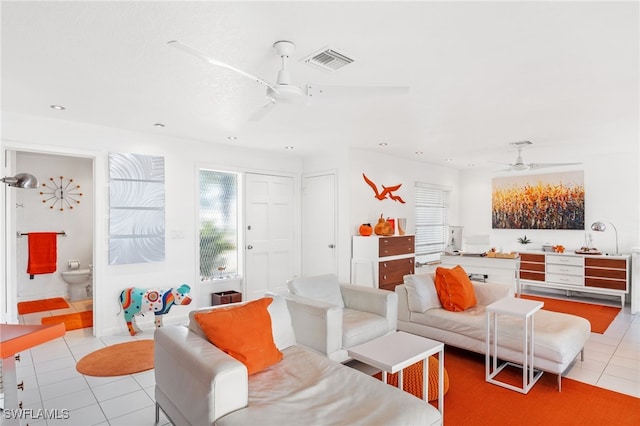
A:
485;297;544;394
348;331;445;417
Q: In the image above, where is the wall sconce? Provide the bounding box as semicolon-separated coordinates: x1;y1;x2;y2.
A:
590;221;619;255
1;173;39;189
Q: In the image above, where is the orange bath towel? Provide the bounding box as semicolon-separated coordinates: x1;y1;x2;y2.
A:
27;233;58;276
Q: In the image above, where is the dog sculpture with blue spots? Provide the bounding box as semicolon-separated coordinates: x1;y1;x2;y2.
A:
119;284;192;336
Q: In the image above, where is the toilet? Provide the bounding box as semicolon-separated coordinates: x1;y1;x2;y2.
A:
61;262;93;301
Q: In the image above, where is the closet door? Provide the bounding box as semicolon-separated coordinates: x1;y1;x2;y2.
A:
302;172;337;276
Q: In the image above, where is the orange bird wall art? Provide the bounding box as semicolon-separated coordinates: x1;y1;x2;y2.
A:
362;173;406;203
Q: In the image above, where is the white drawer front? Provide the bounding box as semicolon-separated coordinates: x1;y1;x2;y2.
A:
546;273;584;286
546;254;584;267
546;264;584;276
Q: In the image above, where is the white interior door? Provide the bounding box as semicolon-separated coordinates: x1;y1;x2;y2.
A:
302;172;337;276
244;173;295;300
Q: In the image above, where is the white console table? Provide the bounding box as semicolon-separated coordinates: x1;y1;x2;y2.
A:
440;254;521;296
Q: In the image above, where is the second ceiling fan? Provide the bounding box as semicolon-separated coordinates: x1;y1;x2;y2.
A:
168;40;408;121
495;140;581;171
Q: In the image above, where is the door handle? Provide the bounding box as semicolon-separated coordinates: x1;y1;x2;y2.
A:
328;244;335;248
247;245;253;250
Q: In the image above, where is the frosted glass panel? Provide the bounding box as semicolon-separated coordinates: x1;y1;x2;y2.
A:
109;153;165;264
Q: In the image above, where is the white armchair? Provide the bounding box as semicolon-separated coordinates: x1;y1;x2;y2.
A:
286;274;397;362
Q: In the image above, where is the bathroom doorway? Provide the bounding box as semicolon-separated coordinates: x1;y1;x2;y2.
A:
5;150;95;331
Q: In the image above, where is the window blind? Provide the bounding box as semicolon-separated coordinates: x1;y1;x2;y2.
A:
414;182;451;264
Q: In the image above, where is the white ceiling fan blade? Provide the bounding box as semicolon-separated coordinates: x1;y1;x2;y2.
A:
306;84;409;99
168;40;279;94
249;99;277;122
528;162;582;170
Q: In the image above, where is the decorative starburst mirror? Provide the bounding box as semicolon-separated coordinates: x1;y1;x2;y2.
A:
40;176;83;211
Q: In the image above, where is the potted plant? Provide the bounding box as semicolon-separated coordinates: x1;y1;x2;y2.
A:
517;235;532;245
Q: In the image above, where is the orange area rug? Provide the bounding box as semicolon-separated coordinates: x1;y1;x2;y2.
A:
76;340;154;377
41;310;93;331
17;297;69;315
440;347;639;425
521;294;620;334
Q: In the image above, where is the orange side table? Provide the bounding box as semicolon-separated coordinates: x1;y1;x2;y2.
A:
1;323;65;420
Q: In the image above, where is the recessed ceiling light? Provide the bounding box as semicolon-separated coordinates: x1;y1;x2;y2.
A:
445;158;454;162
467;163;476;168
284;146;294;150
153;123;165;128
227;136;238;141
415;151;423;155
50;105;66;111
379;142;388;147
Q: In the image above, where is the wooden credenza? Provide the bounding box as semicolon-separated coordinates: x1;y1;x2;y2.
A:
351;235;415;291
519;252;630;306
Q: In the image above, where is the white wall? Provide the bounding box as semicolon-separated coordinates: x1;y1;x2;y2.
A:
2;112;303;335
15;152;93;301
348;148;460;236
459;152;640;254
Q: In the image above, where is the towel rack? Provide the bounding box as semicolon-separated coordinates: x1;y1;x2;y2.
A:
17;231;67;238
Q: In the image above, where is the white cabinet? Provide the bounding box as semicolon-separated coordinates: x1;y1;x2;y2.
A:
519;252;630;306
351;235;415;291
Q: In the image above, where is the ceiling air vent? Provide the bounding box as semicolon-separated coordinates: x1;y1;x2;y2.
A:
301;46;355;72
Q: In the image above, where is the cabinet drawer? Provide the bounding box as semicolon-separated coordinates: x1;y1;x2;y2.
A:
521;261;545;272
585;277;626;291
519;253;545;263
379;258;414;286
546;254;583;267
585;267;626;280
546;273;583;286
520;271;545;281
585;258;626;269
379;236;414;257
547;264;583;276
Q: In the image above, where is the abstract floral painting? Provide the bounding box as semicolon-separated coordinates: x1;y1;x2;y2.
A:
492;171;584;230
109;153;165;264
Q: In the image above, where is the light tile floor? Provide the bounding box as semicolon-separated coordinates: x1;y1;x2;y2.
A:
7;295;640;425
10;299;170;426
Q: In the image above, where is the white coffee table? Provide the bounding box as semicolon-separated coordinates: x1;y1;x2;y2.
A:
486;297;544;394
347;331;444;417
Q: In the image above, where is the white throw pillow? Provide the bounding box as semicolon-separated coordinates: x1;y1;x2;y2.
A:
404;273;442;312
287;274;345;308
266;294;297;350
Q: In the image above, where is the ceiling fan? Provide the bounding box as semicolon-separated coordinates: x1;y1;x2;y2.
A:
494;140;581;171
168;40;408;121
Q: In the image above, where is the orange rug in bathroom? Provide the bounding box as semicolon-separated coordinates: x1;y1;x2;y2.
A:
17;297;69;315
41;310;93;331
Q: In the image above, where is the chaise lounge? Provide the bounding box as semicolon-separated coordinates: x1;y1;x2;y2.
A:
154;295;441;425
396;271;591;390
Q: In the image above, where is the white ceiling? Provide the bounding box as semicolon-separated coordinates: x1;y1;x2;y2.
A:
2;1;638;169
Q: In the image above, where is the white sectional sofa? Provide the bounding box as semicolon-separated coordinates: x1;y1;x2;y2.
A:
154;295;441;426
396;273;591;390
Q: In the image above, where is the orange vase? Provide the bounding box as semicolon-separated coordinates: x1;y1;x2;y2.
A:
374;215;387;235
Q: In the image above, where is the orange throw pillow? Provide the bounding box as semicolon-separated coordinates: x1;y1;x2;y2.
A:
434;266;477;312
194;298;283;375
